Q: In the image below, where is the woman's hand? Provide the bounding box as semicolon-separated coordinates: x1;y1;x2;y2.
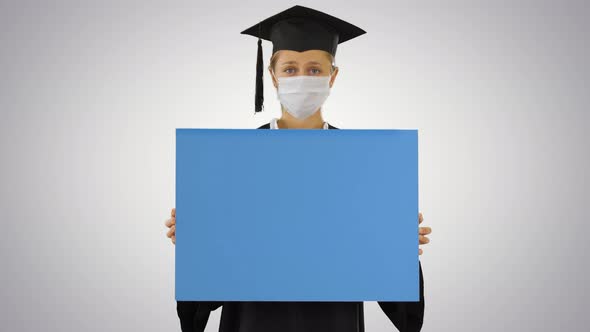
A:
165;208;176;245
418;212;431;255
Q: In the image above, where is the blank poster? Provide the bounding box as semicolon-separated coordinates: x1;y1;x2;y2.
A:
175;128;419;302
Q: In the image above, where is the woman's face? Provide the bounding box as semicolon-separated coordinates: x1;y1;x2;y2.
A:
269;50;339;89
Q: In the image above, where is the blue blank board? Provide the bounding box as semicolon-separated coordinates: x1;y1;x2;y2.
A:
175;128;419;302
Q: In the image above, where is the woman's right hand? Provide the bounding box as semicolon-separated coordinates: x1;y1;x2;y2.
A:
165;208;176;245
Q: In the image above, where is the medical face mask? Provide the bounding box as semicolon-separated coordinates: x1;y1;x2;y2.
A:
274;74;332;120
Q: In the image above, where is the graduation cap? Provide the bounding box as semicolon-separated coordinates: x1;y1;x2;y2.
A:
241;5;366;113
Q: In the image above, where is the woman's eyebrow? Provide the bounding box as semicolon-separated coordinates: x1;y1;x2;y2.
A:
280;61;323;66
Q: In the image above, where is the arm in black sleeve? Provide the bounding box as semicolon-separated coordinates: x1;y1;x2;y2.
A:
377;260;425;332
177;301;223;332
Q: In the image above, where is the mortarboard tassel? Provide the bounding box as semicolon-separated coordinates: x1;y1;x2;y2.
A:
254;23;264;113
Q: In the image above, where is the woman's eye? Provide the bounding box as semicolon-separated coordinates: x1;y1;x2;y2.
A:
284;68;296;74
310;68;321;74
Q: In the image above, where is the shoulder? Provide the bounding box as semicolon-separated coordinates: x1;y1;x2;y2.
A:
328;123;340;129
256;122;339;129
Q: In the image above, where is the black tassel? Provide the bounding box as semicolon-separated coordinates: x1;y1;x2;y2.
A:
255;23;264;113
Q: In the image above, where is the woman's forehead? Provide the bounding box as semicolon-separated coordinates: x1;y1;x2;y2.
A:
274;50;332;65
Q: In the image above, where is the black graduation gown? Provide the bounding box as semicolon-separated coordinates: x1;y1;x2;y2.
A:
176;122;425;332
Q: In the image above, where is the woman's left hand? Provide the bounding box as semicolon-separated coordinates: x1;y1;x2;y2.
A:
418;212;431;255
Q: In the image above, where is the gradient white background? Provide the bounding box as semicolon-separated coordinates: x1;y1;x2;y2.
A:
1;0;588;331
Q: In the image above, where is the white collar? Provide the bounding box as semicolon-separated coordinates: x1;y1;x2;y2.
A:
270;117;329;129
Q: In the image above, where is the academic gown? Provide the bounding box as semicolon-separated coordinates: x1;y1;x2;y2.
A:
176;122;425;332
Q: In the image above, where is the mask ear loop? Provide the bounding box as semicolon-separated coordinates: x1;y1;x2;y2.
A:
270;67;279;90
328;64;338;88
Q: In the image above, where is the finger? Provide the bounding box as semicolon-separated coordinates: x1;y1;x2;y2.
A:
419;227;431;235
165;217;175;228
418;212;423;223
172;235;176;245
419;248;423;255
419;235;430;244
171;208;175;217
167;225;176;238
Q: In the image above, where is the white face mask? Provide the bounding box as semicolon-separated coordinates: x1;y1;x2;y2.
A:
273;74;332;120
